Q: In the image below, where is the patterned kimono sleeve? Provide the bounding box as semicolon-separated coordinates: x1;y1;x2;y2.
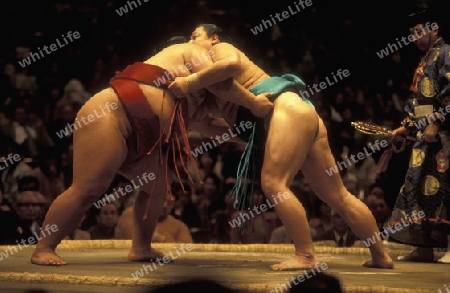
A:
400;99;415;130
436;47;450;103
436;47;450;131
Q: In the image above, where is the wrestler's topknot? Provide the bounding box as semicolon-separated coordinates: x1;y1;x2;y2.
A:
167;35;188;45
199;23;223;38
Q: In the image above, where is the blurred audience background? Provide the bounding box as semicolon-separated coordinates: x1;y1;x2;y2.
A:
2;0;447;246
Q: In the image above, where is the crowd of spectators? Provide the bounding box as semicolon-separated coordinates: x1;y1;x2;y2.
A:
1;1;441;246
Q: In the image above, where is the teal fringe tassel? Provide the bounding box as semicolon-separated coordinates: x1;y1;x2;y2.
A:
231;122;256;234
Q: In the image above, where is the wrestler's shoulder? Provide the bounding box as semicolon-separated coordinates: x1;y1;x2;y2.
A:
215;42;239;51
167;43;206;51
163;43;209;56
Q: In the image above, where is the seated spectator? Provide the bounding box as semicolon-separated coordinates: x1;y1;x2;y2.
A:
27;106;55;153
104;174;138;214
196;172;224;230
0;190;45;245
0;180;11;211
309;201;333;238
170;151;200;205
269;224;292;244
33;191;48;227
60;142;73;189
153;195;193;243
189;149;220;186
88;202;119;240
343;140;378;196
14;67;38;95
171;182;202;229
17;175;40;192
197;177;235;243
1;104;39;158
219;144;242;182
364;194;391;231
313;209;357;247
61;78;91;105
114;205;133;240
49;103;76;153
367;183;385;199
65;214;90;240
210;189;234;244
342;174;362;199
309;217;326;238
0;143;35;200
77;204;98;232
33;152;65;202
71;226;90;240
115;196;193;243
264;205;279;243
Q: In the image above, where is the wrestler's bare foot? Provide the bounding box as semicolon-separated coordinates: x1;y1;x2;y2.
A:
31;249;67;266
362;254;394;269
271;253;321;271
128;247;172;262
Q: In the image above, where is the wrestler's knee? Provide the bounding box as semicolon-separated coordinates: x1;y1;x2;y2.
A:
261;173;287;198
315;118;329;142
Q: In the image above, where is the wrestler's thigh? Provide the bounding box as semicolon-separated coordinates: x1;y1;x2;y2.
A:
262;92;318;183
300;118;347;205
71;103;128;191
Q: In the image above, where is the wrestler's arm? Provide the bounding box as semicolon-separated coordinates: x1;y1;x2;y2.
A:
189;116;246;145
206;78;271;111
193;43;242;87
198;44;274;116
177;44;273;117
436;47;450;103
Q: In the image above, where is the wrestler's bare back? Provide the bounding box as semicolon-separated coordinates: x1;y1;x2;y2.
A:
79;43;216;138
